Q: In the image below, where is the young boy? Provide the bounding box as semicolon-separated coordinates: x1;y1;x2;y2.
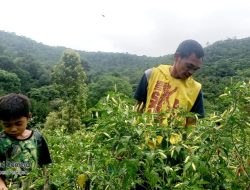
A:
0;93;52;189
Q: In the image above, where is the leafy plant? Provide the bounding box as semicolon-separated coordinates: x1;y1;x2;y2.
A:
24;81;249;189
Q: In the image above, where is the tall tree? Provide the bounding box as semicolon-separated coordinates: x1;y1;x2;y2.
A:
45;49;88;132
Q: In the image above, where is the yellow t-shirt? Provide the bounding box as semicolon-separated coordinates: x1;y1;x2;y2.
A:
145;65;201;113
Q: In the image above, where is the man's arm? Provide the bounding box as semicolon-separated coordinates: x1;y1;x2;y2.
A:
190;90;205;118
186;90;205;126
134;73;148;113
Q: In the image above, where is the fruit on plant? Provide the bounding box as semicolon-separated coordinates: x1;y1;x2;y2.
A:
147;139;156;149
145;135;163;149
156;135;163;145
170;133;182;144
77;174;88;188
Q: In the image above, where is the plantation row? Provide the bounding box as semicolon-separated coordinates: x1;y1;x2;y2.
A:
22;81;249;190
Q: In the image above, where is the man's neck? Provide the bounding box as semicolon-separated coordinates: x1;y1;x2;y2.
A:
169;65;179;79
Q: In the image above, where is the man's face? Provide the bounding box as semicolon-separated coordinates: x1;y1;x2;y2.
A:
1;116;29;138
173;53;203;79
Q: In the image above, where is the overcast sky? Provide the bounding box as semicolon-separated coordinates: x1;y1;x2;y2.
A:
1;0;250;57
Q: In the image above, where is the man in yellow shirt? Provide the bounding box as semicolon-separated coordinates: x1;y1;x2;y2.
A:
134;40;205;126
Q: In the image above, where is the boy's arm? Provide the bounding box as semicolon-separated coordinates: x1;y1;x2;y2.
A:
36;132;52;190
0;176;8;190
0;138;7;190
36;132;52;167
42;166;49;190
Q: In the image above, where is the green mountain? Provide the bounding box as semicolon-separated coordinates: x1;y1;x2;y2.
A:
0;30;249;105
0;31;65;65
0;30;171;72
1;31;249;74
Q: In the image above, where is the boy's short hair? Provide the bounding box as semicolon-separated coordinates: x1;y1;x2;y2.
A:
0;93;31;121
175;39;204;59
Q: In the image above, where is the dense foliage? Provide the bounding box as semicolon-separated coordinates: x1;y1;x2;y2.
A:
16;81;249;190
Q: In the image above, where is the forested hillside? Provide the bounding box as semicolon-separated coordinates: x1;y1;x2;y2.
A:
0;31;171;96
197;38;250;104
0;31;249;189
0;30;249;108
0;31;65;65
0;30;170;71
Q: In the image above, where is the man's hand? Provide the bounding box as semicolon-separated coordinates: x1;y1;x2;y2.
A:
135;101;145;113
185;117;196;127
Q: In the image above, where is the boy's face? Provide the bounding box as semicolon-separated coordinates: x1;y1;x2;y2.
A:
1;116;30;138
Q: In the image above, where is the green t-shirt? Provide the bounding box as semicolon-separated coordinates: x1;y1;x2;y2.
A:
0;129;51;184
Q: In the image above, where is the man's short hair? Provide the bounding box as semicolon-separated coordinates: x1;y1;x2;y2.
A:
175;40;204;59
0;93;31;121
